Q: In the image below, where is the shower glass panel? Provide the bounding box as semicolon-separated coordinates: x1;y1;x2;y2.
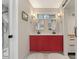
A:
2;4;10;59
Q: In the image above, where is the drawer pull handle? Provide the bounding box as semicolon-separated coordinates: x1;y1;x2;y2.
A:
69;45;75;46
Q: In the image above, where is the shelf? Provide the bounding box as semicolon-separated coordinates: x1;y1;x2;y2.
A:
70;39;75;40
68;34;75;37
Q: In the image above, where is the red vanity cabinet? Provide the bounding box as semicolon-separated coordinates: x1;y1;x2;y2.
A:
30;35;63;52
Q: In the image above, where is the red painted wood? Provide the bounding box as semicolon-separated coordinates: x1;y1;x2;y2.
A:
30;35;63;52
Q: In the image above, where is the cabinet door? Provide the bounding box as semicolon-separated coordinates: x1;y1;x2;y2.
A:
30;35;63;52
30;36;39;51
48;36;63;52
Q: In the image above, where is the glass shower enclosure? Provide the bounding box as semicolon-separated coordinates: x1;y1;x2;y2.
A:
2;4;10;59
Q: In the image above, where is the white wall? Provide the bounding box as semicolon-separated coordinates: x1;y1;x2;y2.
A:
66;9;76;33
64;0;76;55
64;0;76;34
18;0;32;59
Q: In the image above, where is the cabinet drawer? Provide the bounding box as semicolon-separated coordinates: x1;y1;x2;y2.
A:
68;45;76;52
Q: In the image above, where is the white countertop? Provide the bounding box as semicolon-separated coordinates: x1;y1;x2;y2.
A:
29;33;63;35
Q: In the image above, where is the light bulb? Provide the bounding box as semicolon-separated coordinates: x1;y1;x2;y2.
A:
57;13;61;17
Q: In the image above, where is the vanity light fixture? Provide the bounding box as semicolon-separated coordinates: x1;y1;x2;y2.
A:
57;13;61;17
57;10;64;17
31;11;37;19
31;13;38;23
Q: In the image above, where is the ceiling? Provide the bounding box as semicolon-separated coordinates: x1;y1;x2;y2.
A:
29;0;64;8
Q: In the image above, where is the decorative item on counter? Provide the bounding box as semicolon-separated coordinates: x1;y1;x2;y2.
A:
52;31;56;34
22;11;28;21
37;30;41;34
34;20;45;34
52;30;56;34
48;19;54;31
35;20;44;31
48;19;57;34
48;20;52;31
48;28;52;30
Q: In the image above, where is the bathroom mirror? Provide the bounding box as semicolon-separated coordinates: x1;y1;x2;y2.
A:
48;19;57;34
34;19;45;34
34;14;57;34
35;20;45;31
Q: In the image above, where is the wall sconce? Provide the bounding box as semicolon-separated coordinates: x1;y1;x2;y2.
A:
57;11;64;17
57;13;61;17
31;13;38;23
31;12;37;19
31;10;37;22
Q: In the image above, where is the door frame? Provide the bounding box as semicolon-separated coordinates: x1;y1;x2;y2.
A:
9;0;18;59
